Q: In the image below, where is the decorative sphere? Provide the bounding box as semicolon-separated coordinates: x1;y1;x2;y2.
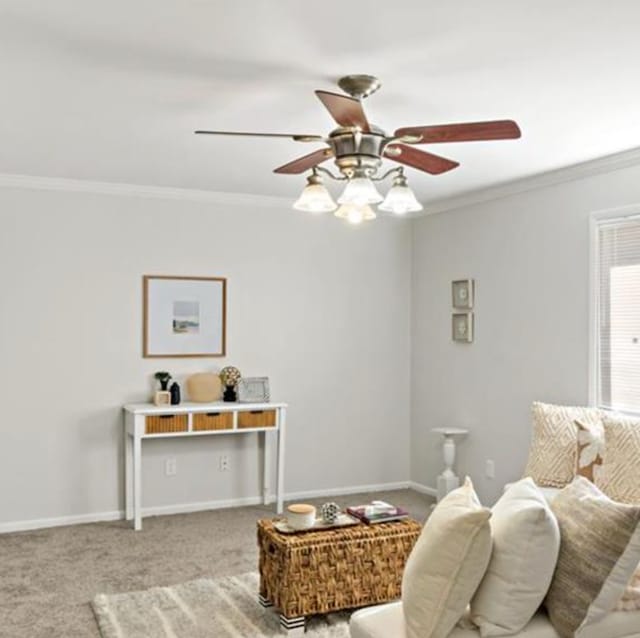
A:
321;502;340;524
220;366;241;386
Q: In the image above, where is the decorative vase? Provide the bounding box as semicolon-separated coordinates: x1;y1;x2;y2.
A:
170;382;181;405
223;384;237;402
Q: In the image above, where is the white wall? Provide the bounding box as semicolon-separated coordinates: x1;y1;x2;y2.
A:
411;163;640;505
0;185;412;527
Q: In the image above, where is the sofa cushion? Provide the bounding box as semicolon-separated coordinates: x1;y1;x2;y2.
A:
524;402;601;488
597;413;640;505
470;478;560;636
349;604;640;638
401;477;492;638
544;477;640;638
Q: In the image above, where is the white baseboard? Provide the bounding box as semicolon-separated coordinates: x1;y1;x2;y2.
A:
142;496;265;517
0;481;431;534
0;510;123;534
282;481;412;501
408;481;438;498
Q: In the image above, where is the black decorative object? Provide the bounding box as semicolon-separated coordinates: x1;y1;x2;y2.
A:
154;371;172;391
170;382;181;405
223;384;237;402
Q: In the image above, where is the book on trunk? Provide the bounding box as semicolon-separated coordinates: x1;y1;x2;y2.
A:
346;501;409;524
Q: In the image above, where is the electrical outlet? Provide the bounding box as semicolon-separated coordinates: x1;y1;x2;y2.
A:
165;457;177;476
485;459;495;479
219;455;230;472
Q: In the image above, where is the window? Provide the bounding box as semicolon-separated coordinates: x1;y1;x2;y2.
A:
596;215;640;413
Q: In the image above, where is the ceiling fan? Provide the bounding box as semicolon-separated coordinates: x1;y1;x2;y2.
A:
195;74;521;224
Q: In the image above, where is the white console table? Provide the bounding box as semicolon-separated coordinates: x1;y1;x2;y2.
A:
123;401;287;531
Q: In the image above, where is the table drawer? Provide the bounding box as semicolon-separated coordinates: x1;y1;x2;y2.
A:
238;409;276;429
193;411;233;431
145;414;188;434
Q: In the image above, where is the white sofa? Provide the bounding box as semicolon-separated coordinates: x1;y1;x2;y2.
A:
349;484;640;638
350;602;640;638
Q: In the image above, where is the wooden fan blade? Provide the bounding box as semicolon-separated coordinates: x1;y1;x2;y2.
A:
315;91;370;132
273;148;333;174
195;130;324;142
394;120;521;144
386;144;459;175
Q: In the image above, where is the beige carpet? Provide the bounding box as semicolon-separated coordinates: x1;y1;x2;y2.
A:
93;571;349;637
0;489;432;638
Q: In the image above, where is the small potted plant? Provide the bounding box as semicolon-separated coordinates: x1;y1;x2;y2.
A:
220;366;241;402
154;371;172;391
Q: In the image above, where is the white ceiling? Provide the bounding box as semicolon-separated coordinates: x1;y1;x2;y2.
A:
2;1;640;206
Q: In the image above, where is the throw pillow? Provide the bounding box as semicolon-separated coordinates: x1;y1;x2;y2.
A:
402;477;492;638
470;478;560;637
544;477;640;638
575;419;605;483
524;402;601;488
596;413;640;505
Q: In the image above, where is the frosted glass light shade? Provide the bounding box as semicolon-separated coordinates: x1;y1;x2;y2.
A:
334;203;376;225
379;183;423;214
337;177;383;205
293;181;337;213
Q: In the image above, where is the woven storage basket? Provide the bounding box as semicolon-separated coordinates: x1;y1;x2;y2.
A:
257;518;421;618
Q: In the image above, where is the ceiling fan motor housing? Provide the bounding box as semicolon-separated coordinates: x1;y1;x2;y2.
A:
328;126;387;178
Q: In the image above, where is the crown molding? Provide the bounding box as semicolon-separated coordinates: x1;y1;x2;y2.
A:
424;145;640;215
0;173;292;209
3;145;640;215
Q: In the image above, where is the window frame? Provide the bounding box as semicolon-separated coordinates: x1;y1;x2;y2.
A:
589;205;640;415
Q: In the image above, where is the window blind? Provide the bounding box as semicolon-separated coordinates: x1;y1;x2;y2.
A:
598;217;640;413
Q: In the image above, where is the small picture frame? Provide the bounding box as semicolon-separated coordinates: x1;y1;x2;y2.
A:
452;279;474;310
452;313;474;343
237;377;270;403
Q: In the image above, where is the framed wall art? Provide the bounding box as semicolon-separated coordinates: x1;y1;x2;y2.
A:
452;312;474;343
143;275;227;358
452;279;474;309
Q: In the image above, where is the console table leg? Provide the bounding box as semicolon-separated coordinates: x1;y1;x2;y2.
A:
276;410;286;514
125;433;133;521
133;434;142;531
262;430;270;506
279;614;305;635
258;594;273;608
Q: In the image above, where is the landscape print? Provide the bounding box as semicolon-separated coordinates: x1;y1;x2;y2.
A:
172;300;200;334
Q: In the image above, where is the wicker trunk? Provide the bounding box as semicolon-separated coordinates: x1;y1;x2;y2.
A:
257;518;422;622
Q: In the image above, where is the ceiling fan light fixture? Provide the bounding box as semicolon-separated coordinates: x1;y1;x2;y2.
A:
293;172;337;213
378;173;424;214
337;177;383;205
334;203;376;225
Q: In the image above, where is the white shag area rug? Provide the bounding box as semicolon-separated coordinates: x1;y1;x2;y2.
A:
92;571;350;637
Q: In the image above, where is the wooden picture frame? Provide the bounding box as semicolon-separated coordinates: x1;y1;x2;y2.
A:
143;275;227;358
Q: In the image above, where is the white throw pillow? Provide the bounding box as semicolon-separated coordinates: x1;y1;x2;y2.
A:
402;477;492;638
470;477;560;637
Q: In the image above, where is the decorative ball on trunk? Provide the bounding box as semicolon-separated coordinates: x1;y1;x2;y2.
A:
321;502;340;524
220;366;241;402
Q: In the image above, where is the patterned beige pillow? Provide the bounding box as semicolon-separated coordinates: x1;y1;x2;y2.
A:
544;477;640;637
597;413;640;505
524;402;601;488
616;565;640;611
574;419;605;483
